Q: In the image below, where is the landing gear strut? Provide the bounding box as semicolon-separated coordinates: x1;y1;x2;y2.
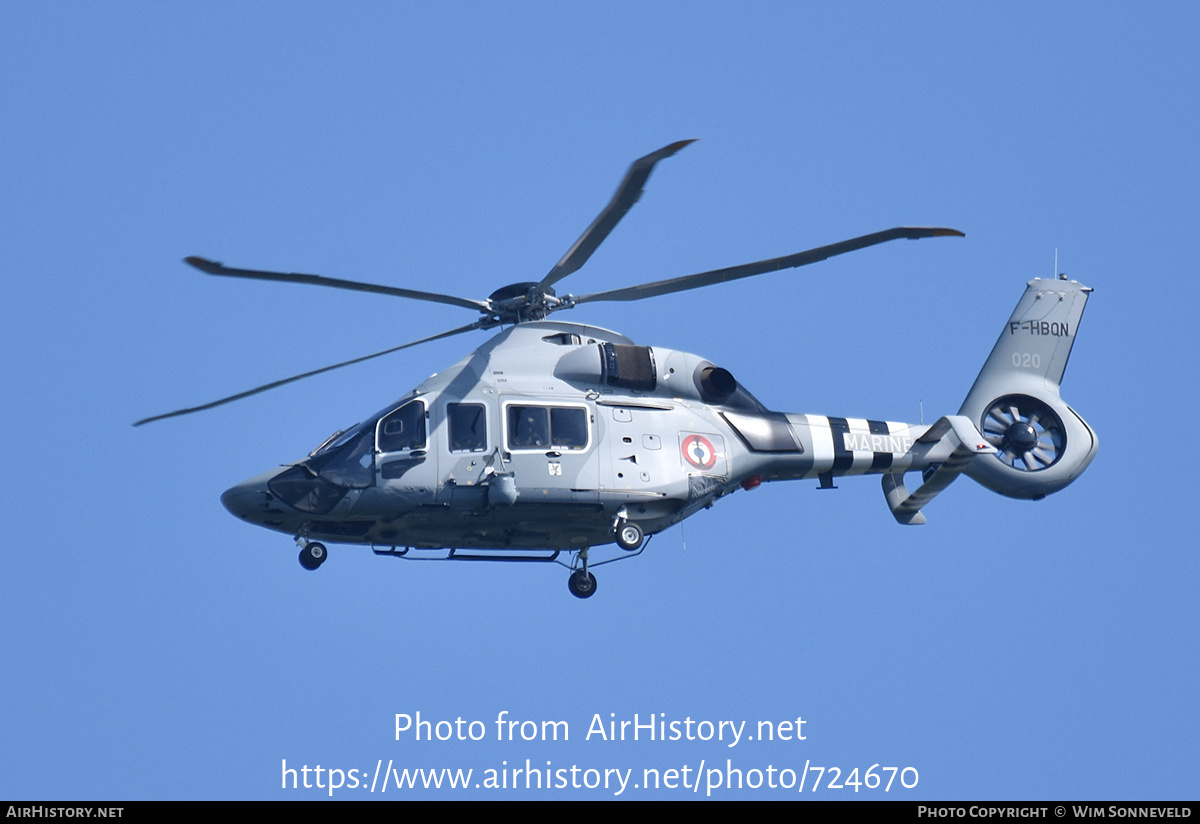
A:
298;542;327;570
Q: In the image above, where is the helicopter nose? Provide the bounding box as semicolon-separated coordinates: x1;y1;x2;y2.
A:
221;480;262;522
220;468;283;523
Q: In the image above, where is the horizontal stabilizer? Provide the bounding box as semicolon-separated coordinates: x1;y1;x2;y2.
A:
882;416;997;525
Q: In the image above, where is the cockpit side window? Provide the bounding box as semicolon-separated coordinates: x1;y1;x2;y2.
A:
377;400;426;452
448;403;487;452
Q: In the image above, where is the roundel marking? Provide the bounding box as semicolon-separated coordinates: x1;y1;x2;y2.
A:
681;434;717;470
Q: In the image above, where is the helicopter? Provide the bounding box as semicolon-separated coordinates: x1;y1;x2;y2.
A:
138;140;1097;598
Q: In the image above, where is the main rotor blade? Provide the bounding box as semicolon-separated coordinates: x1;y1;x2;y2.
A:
538;139;697;291
184;256;489;313
573;227;964;304
133;321;485;426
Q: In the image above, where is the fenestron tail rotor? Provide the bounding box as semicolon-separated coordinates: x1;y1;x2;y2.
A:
138;140;963;424
980;395;1066;471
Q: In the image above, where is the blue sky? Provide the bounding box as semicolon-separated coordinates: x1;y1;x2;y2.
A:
3;3;1196;800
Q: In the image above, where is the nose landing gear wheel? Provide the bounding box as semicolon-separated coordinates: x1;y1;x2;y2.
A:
615;521;644;551
299;542;327;570
568;570;597;599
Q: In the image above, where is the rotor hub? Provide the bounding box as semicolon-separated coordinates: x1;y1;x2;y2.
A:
1006;421;1039;451
487;281;546;303
484;282;559;324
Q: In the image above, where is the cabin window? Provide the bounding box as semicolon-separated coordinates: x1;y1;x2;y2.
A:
550;407;587;448
448;403;487;452
377;400;426;453
508;406;549;448
506;404;589;451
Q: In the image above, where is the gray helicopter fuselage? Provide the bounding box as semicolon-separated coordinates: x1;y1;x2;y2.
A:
144;138;1095;594
221;319;947;551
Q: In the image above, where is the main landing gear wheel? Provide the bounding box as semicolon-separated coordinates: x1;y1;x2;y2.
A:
615;521;644;551
568;570;597;599
298;542;327;570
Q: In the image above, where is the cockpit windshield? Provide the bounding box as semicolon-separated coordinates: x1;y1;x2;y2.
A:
311;421;369;457
302;418;377;489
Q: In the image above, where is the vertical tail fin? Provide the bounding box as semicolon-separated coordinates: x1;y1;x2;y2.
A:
961;276;1091;402
958;277;1098;499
